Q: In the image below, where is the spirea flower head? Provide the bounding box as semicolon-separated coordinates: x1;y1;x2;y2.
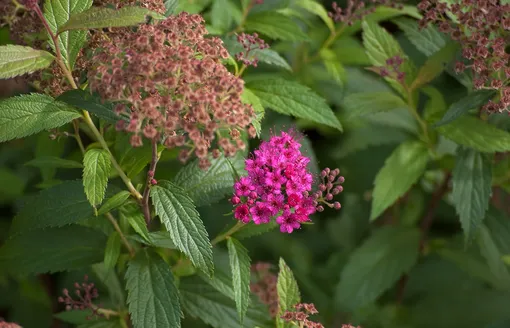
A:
232;130;344;233
58;275;102;319
281;303;324;328
89;12;256;169
235;32;269;67
328;0;404;26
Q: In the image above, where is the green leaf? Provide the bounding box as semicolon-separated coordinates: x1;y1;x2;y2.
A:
362;20;416;96
370;141;429;220
164;0;178;16
58;6;165;33
336;226;420;311
437;116;510;152
412;43;459;89
44;0;93;69
247;78;342;131
83;148;111;207
104;232;121;270
227;238;251;324
25;156;83;169
180;275;271;328
452;147;492;243
55;310;93;325
0;93;81;143
151;181;213;276
477;225;510;289
231;221;278;240
128;231;176;249
433;90;496;127
342;91;408;120
97;191;131;216
57;90;123;124
91;262;126;306
0;225;106;274
0;45;55;79
245;12;308;41
210;0;233;32
294;0;335;33
332;36;371;66
120;203;151;243
393;17;447;56
242;88;265;136
319;48;346;86
9;180;94;234
126;249;182;328
174;153;244;207
277;258;300;315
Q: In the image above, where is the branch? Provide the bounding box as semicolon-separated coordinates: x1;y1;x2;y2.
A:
106;212;135;258
142;139;160;225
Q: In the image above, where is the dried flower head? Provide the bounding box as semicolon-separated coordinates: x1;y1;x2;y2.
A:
58;275;102;319
281;303;325;328
418;0;510;113
0;320;21;328
328;0;404;25
89;12;256;169
251;262;279;317
235;32;269;67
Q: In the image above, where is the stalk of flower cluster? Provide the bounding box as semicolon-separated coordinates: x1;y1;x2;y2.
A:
106;212;135;257
28;1;143;201
141;139;160;224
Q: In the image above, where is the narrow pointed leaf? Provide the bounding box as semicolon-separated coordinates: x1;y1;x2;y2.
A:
277;258;300;316
97;191;131;216
25;156;83;169
244;12;307;41
104;232;121;270
119;203;151;242
227;238;251;324
433;90;496;127
0;45;54;78
83;148;111;207
57;90;123;123
342;91;408;119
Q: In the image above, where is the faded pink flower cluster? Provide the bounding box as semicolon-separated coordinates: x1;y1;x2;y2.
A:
250;262;278;317
235;32;269;67
328;0;403;26
281;303;324;328
58;275;102;319
231;131;344;233
0;321;21;328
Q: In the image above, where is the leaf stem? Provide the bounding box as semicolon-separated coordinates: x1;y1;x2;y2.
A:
72;120;86;154
96;307;120;318
142;139;160;225
106;212;136;258
211;221;245;245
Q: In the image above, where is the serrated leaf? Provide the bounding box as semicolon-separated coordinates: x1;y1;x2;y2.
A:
0;93;81;143
412;42;459;89
91;262;125;306
393;17;447;57
58;6;164;33
343;91;408;120
227;238;251;324
126;249;182;328
9;180;94;234
335;226;420;310
57;90;123;124
294;0;335;33
231;221;278;240
151;181;213;276
433;90;496;127
277;258;300;315
104;232;121;270
128;231;176;249
242;88;265;136
120;203;151;243
477;225;510;289
0;226;106;274
25;156;83;169
319;48;346;86
362;20;416;97
370;141;429;220
0;45;55;78
437;116;510;152
44;0;93;69
97;191;131;216
83;148;111;207
180;275;271;328
174;153;244;207
452;147;492;243
164;0;178;16
247;78;342;131
245;12;308;41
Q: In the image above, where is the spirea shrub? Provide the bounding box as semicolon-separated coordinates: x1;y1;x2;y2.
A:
1;0;510;327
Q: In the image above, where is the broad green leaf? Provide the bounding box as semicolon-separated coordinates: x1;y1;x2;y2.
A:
433;90;496;127
227;238;251;324
164;0;178;16
0;93;80;143
477;225;510;289
335;226;420;310
180;275;271;328
9;180;94;234
342;91;408;119
242;88;265;136
393;17;446;56
245;12;308;41
57;90;122;124
120;203;151;243
126;249;182;328
0;226;106;274
58;6;165;33
319;48;346;86
211;0;233;32
231;221;278;240
423;86;447;123
452;147;492;243
151;181;213;276
174;153;244;207
412;43;459;89
277;258;300;315
332;37;371;66
294;0;335;33
370;141;429;220
91;262;125;306
83;148;111;207
25;156;83;169
128;231;176;249
55;310;93;325
437;116;510;152
362;20;416;96
97;191;131;216
247;78;342;131
44;0;93;69
104;232;121;270
0;45;54;78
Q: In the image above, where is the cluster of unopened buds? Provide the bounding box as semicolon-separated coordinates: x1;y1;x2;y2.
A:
370;55;406;84
250;262;278;317
57;275;102;319
281;303;323;328
231;130;344;233
328;0;404;25
235;33;269;67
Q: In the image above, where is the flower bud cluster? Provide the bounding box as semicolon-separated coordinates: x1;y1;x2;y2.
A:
328;0;404;26
281;303;324;328
370;55;406;84
57;275;102;319
235;32;269;67
250;262;278;317
89;12;256;169
314;167;345;211
418;0;510;113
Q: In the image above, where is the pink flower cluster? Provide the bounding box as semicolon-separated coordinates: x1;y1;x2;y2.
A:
231;131;344;233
